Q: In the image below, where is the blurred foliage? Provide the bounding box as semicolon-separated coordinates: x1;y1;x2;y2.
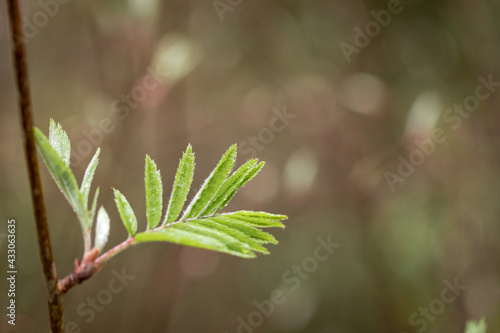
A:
465;319;487;333
1;0;500;332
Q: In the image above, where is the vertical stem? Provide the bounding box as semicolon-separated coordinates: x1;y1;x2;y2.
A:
6;0;64;331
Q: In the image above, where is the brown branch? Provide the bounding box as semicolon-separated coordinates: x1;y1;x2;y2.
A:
57;247;102;295
57;236;135;295
6;0;64;331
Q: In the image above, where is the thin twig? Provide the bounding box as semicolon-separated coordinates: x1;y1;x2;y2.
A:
58;219;172;293
57;247;102;295
6;0;64;331
58;221;174;294
94;237;135;266
57;237;136;295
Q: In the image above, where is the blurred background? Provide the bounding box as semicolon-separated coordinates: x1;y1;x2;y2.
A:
1;0;500;332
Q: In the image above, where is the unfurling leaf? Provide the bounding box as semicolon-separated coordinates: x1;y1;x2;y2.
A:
95;206;110;251
163;145;195;224
113;189;137;237
89;187;100;228
145;155;163;229
48;118;71;166
81;148;100;209
34;127;88;230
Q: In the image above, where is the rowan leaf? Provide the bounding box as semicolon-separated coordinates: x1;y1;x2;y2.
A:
163;145;195;224
181;145;236;219
113;189;137;237
145;155;163;229
34;127;88;230
81;148;100;207
48;119;71;166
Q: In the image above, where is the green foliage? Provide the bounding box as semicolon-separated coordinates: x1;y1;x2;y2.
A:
34;121;286;260
135;211;285;258
89;187;99;229
48;118;71;166
35;121;102;232
136;146;285;258
34;126;89;231
81;148;100;209
135;220;261;258
181;144;237;220
113;189;138;237
465;319;487;333
200;159;264;216
145;155;163;229
163;144;195;224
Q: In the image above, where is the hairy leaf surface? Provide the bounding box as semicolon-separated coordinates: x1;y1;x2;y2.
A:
34;127;88;229
145;155;163;229
48;119;71;166
181;145;236;219
164;145;195;224
114;189;137;237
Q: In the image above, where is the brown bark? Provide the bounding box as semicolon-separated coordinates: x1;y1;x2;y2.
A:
6;0;64;331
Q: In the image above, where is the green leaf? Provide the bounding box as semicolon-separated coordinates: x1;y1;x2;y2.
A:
193;219;269;254
145;155;163;229
94;206;110;251
135;228;242;256
210;216;277;244
220;211;287;228
81;148;100;207
134;146;286;259
89;187;100;228
34;127;88;230
113;189;137;237
135;210;286;258
48;119;71;166
218;161;265;213
37;123;287;260
182;145;237;220
135;222;256;258
164;144;195;224
175;223;255;257
200;159;265;216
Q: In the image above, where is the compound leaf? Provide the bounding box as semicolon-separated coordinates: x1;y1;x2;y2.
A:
135;211;287;258
37;124;287;260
